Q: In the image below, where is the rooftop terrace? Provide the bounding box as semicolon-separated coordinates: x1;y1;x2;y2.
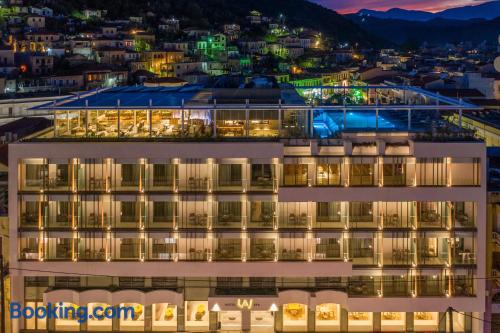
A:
30;85;481;141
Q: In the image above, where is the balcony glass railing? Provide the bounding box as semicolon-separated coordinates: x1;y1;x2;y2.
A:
18;160;482;193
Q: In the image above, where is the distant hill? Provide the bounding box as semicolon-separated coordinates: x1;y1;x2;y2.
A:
358;8;434;21
36;0;381;46
357;1;500;21
347;15;500;45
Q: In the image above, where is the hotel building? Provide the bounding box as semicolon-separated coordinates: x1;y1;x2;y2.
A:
9;83;486;332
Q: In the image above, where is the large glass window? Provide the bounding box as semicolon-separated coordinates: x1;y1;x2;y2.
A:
249;235;276;261
25;301;46;330
348;312;372;332
452;202;476;228
316;202;342;228
19;237;40;260
54;303;80;331
78;233;106;260
214;238;241;260
283;304;308;332
218;164;242;188
119;110;150;137
414;312;439;332
251;164;275;189
283;164;308;186
119;303;144;331
316;159;341;186
216;202;242;228
416;158;447;186
383;158;406;186
249;109;279;137
87;303;112;331
87;110;118;137
216;110;246;137
314;237;342;260
150;202;176;227
349;158;375;186
315;303;340;332
381;312;405;332
152;304;177;331
55;110;86;137
151;110;182;137
417;202;447;228
151;164;177;189
451;158;480;186
21;160;47;190
184;301;209;331
249;202;275;228
19;201;47;228
349;236;376;265
349;202;374;228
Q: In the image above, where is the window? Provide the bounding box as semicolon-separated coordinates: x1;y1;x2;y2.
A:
217;277;243;288
153;202;176;223
349;202;373;222
121;164;140;186
383;158;406;186
283;164;308;186
350;159;374;186
25;163;47;187
316;162;341;186
218;164;242;187
416;158;447;186
251;164;274;187
317;202;341;222
55;277;80;288
121;202;139;223
218;202;242;222
119;277;145;288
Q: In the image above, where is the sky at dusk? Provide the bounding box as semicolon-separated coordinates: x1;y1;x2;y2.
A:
310;0;491;14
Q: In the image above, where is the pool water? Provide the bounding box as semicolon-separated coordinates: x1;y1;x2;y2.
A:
313;110;397;138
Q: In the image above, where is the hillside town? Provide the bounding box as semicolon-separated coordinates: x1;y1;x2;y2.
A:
0;0;497;104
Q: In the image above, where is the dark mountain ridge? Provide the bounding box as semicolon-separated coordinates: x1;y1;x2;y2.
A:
347;14;500;45
357;1;500;21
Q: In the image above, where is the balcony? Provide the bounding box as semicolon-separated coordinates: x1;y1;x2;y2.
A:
214;202;243;229
248;239;276;261
348;277;380;297
314;238;342;261
248;202;275;229
213;239;241;261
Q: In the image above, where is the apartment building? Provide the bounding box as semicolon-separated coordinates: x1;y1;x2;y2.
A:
9;84;486;332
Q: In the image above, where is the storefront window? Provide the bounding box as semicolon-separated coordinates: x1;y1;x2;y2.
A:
185;301;209;331
414;312;439;332
152;303;177;331
119;303;144;331
54;302;80;331
87;303;112;331
283;303;307;331
348;312;372;332
315;303;340;332
219;311;242;330
251;311;274;331
381;312;405;332
25;301;46;330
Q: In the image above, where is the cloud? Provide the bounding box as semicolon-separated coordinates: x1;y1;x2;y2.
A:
312;0;491;13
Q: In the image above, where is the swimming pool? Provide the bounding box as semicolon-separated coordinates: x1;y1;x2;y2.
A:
313;110;398;138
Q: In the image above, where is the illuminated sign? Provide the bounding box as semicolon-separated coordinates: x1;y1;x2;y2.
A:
236;299;254;310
